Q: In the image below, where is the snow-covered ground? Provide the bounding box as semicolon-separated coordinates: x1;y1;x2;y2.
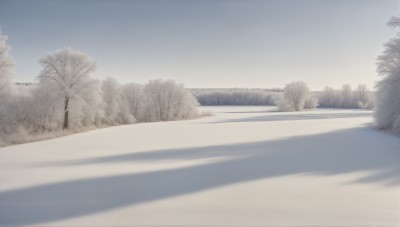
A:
0;106;399;227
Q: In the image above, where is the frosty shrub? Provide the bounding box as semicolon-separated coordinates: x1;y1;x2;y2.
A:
276;96;294;112
101;77;137;125
304;96;319;110
278;81;312;111
144;79;199;121
354;85;375;109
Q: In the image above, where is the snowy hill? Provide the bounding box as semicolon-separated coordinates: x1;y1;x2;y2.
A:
0;106;399;226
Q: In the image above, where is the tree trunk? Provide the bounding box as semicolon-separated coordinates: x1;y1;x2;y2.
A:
63;97;69;129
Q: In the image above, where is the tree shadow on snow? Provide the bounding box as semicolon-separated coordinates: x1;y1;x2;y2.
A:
0;126;399;226
213;111;372;123
220;109;275;114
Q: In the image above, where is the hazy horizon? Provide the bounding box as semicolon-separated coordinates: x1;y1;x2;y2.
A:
0;0;399;90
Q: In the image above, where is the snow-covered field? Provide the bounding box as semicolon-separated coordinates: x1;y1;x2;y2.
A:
0;106;399;227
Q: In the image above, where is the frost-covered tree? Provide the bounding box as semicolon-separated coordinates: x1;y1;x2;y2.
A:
387;15;400;28
69;80;103;128
101;77;136;124
120;82;145;121
101;77;122;124
354;84;373;109
144;79;199;121
318;86;338;108
37;48;97;129
278;81;311;111
0;33;14;103
0;32;15;144
375;68;400;131
340;84;354;108
376;38;400;75
317;84;374;109
375;16;400;132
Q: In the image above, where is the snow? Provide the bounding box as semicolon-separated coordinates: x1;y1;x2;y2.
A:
0;106;399;226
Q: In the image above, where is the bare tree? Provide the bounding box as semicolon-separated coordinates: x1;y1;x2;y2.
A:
37;48;97;129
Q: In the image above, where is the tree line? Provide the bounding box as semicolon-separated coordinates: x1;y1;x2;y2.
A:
192;88;280;106
0;37;198;147
192;84;374;111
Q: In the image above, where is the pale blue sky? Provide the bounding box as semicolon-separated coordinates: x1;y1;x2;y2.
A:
0;0;399;89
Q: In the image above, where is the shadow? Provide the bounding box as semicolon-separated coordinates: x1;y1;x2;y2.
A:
1;126;400;226
221;110;272;114
215;111;372;123
219;107;277;114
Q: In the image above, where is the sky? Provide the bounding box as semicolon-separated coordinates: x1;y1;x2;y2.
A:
0;0;399;90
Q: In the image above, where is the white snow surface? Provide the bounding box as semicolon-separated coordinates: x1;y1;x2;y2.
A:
0;106;399;227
